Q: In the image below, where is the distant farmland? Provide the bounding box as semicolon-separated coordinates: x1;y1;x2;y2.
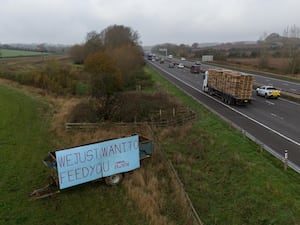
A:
0;48;49;58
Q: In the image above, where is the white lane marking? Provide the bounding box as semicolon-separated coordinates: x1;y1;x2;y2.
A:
271;113;284;120
265;100;275;105
150;62;300;147
291;88;297;92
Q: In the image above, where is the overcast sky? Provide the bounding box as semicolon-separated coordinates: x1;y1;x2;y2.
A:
1;0;299;46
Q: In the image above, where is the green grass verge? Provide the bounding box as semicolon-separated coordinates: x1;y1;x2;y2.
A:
145;65;300;225
0;84;147;225
0;49;49;58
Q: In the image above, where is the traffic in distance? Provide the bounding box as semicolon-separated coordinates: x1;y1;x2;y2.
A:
147;52;300;96
148;53;266;106
146;52;300;173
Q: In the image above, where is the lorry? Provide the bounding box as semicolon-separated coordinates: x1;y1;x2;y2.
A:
30;134;154;200
203;69;254;105
147;53;153;60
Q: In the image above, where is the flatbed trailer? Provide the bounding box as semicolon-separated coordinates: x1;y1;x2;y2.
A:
30;134;153;200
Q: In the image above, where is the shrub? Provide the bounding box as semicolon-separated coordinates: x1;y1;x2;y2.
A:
67;99;100;123
104;91;181;122
74;81;90;96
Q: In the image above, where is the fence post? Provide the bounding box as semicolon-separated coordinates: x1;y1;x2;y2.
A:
136;85;141;91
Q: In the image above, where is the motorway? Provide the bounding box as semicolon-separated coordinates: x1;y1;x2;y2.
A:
170;57;300;95
147;59;300;172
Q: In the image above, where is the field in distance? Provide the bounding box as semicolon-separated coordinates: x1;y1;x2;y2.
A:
0;48;49;58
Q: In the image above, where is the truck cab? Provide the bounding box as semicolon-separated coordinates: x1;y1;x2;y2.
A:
202;71;209;92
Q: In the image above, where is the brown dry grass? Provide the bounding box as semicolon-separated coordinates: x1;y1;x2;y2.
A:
124;145;198;225
225;57;300;79
227;57;289;70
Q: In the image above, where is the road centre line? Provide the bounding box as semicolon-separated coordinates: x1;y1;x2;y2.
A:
270;113;283;120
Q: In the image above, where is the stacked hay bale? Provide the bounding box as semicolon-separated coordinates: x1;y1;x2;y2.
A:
208;69;253;99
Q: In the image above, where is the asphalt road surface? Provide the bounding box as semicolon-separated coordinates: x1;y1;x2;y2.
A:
148;59;300;173
167;57;300;95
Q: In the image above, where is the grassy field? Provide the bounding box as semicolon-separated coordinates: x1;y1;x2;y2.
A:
0;84;150;225
145;65;300;225
0;49;49;58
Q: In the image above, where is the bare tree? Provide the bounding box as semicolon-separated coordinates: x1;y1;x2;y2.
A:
286;43;300;74
259;31;268;41
68;44;86;64
283;24;300;38
282;25;300;73
290;24;300;38
84;51;122;99
192;42;199;49
100;25;140;49
85;31;103;55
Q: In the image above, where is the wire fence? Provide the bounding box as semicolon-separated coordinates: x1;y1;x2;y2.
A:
65;108;197;130
147;124;204;225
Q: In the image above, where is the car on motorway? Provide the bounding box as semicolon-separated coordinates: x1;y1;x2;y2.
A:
177;63;184;69
256;85;281;99
180;57;186;61
190;64;201;73
190;62;206;73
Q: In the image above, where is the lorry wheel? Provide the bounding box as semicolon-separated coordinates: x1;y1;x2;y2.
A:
225;97;229;104
105;174;123;186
